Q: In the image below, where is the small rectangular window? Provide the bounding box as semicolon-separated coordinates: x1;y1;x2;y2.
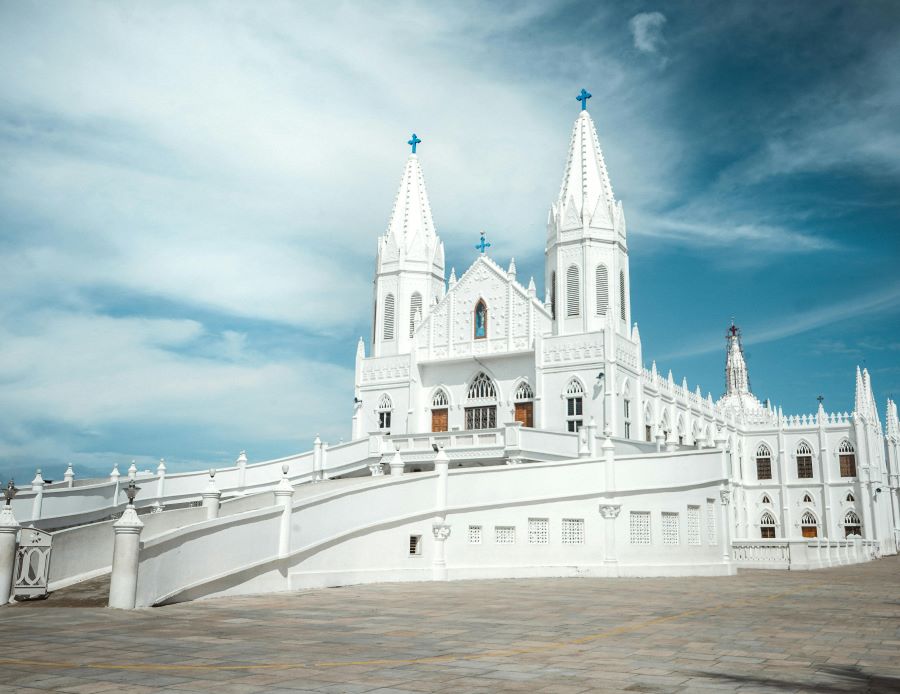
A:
623;399;630;419
528;518;549;544
409;535;422;555
561;518;584;544
468;525;482;544
624;422;631;439
629;511;651;545
662;512;680;545
687;506;701;546
495;526;516;545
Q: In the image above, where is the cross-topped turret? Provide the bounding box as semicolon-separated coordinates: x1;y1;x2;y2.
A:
408;133;421;154
475;231;491;254
576;88;592;111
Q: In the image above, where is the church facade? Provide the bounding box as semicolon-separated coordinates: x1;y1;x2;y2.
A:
351;98;900;548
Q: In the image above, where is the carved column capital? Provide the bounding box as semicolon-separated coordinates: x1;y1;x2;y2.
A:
599;503;622;520
432;523;451;541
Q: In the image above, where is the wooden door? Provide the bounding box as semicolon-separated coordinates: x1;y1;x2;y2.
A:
431;408;448;432
514;402;533;428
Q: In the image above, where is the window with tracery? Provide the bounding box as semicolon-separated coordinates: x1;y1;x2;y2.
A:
844;510;861;537
800;510;818;538
756;444;773;480
838;440;856;477
377;394;392;431
513;381;534;428
797;442;813;479
760;511;777;539
465;372;497;430
565;379;584;433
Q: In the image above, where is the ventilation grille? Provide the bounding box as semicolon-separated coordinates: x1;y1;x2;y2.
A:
528;518;549;544
629;511;651;545
495;526;516;545
619;270;627;320
662;512;680;545
468;525;482;544
409;292;422;338
566;265;580;317
687;506;701;545
561;518;584;544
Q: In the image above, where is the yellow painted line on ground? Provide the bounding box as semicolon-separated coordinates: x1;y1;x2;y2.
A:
0;584;814;673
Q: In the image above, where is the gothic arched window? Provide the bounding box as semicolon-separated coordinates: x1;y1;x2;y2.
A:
595;264;608;315
760;511;777;539
800;510;818;538
845;492;855;503
465;372;497;430
431;388;449;433
409;292;423;338
377;394;392;431
474;300;488;340
796;441;813;479
838;440;856;478
566;265;580;317
383;294;395;341
565;379;584;433
513;381;534;428
756;444;772;481
843;510;861;537
619;270;627;320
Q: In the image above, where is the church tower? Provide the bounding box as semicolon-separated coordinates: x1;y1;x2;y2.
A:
372;135;445;357
545;89;631;337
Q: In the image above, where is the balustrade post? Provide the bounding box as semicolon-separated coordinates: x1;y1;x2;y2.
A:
109;481;144;609
63;463;75;488
0;482;21;604
127;460;137;481
201;469;221;520
153;459;166;512
236;450;248;492
274;463;294;558
432;447;450;581
110;464;121;509
30;469;44;521
586;417;599;458
313;436;323;482
602;428;616;493
390;450;404;477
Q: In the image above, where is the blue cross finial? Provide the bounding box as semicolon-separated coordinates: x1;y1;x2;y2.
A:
475;231;491;255
576;88;592;111
408;133;421;154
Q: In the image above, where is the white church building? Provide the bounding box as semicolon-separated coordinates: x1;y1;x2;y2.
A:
2;92;898;608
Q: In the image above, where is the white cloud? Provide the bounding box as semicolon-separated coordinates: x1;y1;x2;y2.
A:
629;12;667;54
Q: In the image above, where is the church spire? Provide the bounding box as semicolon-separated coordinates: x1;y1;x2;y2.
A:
554;107;616;232
725;320;749;396
382;142;438;262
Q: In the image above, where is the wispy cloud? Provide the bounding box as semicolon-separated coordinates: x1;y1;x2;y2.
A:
629;12;667;54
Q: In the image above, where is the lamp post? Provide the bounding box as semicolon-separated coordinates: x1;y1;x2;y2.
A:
1;481;21;604
109;480;144;609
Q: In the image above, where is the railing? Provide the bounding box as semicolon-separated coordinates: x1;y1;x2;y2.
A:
732;535;880;570
732;540;790;565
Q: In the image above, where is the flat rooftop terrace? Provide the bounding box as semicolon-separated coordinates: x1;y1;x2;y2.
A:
3;557;899;693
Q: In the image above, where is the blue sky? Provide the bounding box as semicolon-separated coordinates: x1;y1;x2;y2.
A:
1;1;898;481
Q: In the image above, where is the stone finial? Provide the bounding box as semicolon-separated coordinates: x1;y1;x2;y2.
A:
356;337;365;359
527;276;536;296
631;322;641;344
544;289;551;311
236;450;248;465
31;469;45;490
651;361;658;378
507;257;517;279
64;463;75;485
156;458;167;474
128;461;137;480
449;267;457;287
110;464;120;481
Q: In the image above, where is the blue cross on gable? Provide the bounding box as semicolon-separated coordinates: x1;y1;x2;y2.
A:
475;231;491;254
576;88;592;111
408;133;421;153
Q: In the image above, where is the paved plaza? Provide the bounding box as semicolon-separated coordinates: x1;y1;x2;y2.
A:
2;558;899;693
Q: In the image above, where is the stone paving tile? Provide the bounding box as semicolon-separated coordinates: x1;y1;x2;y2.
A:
2;557;900;692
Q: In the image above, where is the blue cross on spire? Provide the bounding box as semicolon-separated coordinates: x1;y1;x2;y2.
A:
576;88;592;111
408;133;421;154
475;231;491;255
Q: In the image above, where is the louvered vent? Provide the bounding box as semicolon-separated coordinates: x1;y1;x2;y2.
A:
596;264;608;315
566;265;580;317
409;292;422;337
383;294;395;340
619;271;627;320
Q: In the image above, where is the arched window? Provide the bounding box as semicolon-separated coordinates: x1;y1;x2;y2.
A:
409;292;423;338
565;379;584;433
760;511;777;539
383;294;395;341
838;440;856;477
843;510;861;537
431;389;449;433
803;493;813;503
619;270;627;320
796;442;813;479
595;264;609;315
474;299;488;339
465;373;496;430
514;381;534;428
800;510;818;538
756;444;772;481
377;394;392;431
761;495;771;505
566;265;580;317
845;492;855;502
